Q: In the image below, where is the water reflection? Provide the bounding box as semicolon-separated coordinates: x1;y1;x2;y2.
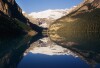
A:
0;33;43;68
18;53;90;68
0;23;100;68
0;35;29;68
48;21;100;68
24;37;78;57
18;37;100;68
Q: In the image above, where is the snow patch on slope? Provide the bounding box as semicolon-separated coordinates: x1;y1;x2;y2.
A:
29;9;68;19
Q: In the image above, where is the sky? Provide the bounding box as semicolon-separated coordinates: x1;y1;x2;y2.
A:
16;0;83;13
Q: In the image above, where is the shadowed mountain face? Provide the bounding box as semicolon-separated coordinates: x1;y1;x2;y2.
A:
0;1;44;67
0;0;44;37
0;0;27;23
48;0;100;66
0;0;100;68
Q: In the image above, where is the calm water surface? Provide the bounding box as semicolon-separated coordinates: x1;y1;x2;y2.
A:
17;53;90;68
0;23;100;68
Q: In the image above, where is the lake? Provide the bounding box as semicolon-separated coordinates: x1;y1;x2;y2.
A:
0;23;100;68
17;35;100;68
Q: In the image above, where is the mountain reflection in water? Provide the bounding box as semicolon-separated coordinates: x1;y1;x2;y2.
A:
18;53;90;68
18;36;100;68
0;28;100;68
0;33;43;68
48;22;100;68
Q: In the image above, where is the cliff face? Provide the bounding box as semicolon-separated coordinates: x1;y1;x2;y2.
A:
0;0;44;38
0;0;27;23
92;0;100;8
49;0;100;49
48;0;100;66
0;0;39;37
79;0;100;11
65;0;100;16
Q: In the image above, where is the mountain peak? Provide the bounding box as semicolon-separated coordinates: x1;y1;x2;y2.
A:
29;9;68;19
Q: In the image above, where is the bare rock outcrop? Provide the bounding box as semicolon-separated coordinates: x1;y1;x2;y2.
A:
0;0;27;23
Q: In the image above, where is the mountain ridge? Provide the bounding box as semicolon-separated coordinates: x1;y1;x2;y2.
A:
0;0;41;37
0;0;28;23
23;7;79;28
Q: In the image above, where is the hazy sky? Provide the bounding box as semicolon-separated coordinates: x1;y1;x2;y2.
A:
16;0;83;13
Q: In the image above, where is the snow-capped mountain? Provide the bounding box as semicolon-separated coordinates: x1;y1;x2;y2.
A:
23;7;77;28
29;9;68;19
23;9;68;28
23;11;39;25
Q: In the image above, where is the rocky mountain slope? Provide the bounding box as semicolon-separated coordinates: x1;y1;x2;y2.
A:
55;0;100;20
0;0;42;37
0;0;27;23
49;0;100;38
48;0;100;66
49;0;100;47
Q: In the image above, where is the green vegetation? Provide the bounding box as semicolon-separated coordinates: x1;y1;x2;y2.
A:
0;16;34;38
15;19;32;31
